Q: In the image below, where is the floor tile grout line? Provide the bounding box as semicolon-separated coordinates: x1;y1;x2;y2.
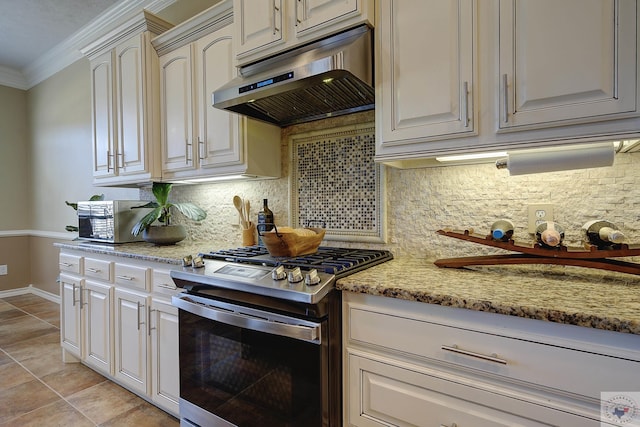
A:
0;300;101;427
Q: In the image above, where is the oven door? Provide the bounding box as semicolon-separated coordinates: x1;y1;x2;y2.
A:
173;294;330;427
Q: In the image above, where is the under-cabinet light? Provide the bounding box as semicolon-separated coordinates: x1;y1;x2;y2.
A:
436;151;507;163
171;175;253;184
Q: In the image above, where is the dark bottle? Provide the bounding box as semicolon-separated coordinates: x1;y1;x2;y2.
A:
257;199;274;245
535;221;565;248
582;220;625;249
490;219;514;242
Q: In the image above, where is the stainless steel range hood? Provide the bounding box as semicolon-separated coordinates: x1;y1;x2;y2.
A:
212;25;374;127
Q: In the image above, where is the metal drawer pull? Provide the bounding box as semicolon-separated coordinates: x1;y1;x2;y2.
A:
137;301;146;331
116;275;134;281
86;267;100;273
59;262;73;267
440;424;457;427
442;344;507;365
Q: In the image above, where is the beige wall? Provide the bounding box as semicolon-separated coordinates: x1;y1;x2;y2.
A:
0;85;29;229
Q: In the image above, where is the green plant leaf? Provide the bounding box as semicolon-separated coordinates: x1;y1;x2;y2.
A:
131;207;163;236
65;225;78;232
65;201;78;210
89;194;105;201
173;203;207;222
151;182;172;206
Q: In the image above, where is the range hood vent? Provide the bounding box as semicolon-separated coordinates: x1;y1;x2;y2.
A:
213;25;374;127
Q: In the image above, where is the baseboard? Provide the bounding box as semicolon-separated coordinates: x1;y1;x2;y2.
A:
0;285;60;304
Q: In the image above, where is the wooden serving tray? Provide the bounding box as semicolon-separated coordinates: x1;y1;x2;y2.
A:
435;229;640;276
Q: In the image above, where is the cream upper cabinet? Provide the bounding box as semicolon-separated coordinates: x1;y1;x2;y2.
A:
498;0;638;130
376;0;476;150
159;44;196;173
153;0;281;181
234;0;373;66
83;11;172;186
374;0;640;166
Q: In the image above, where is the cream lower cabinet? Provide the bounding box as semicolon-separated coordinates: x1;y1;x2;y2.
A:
114;287;150;395
343;292;640;426
59;249;179;417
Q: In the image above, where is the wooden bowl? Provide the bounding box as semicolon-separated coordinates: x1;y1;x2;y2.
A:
261;227;326;257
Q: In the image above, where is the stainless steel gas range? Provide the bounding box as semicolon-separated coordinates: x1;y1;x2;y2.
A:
171;246;393;427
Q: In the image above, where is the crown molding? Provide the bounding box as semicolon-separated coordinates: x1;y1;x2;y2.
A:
0;0;176;90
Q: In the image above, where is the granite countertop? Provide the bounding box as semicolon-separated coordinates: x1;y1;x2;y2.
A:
54;240;213;265
56;241;640;335
336;258;640;335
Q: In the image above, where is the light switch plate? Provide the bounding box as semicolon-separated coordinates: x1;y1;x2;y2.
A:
528;204;554;233
0;265;7;275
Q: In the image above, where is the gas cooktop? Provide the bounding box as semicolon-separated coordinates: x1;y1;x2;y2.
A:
171;246;393;304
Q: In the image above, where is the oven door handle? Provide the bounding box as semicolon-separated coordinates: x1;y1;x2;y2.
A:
173;295;322;344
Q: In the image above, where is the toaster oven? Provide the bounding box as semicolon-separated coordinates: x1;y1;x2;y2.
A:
77;200;152;243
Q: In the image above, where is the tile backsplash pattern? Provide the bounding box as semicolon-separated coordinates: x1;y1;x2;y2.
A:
290;124;384;242
159;111;640;265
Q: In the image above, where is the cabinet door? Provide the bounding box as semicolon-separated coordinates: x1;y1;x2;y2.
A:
60;274;83;359
159;44;196;173
498;0;637;130
234;0;284;58
114;288;149;395
295;0;359;37
347;353;597;427
377;0;476;148
114;34;148;176
89;51;117;179
150;298;179;415
83;280;113;376
195;25;244;168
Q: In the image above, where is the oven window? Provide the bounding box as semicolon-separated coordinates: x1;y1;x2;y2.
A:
179;310;325;427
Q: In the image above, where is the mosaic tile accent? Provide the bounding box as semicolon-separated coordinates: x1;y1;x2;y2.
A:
289;123;386;242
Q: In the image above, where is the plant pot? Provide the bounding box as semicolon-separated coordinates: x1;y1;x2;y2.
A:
142;225;187;245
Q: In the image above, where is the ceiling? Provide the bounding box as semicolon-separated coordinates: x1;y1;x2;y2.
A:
0;0;217;89
0;0;120;72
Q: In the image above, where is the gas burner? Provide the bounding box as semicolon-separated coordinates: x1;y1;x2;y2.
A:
201;246;393;277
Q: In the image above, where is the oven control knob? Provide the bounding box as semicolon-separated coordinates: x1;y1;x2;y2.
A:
287;267;303;283
305;269;321;286
271;265;287;280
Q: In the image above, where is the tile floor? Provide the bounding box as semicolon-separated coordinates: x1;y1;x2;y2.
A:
0;293;179;426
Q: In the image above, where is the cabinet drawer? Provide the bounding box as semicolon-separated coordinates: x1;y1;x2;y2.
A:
114;263;150;291
84;258;113;282
347;352;597;427
348;306;640;401
152;269;178;296
59;253;83;274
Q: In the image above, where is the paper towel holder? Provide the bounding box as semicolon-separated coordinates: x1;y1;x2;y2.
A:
495;142;616;175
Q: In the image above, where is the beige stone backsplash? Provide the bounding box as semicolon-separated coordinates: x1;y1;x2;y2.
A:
152;113;639;266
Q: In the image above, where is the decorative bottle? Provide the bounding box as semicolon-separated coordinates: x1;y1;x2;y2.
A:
490;219;514;242
257;199;274;245
535;221;565;248
581;220;625;249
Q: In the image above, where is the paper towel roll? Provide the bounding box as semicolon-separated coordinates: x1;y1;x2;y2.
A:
498;142;615;175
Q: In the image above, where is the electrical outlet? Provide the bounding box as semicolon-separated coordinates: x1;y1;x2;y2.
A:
527;204;554;233
0;265;7;275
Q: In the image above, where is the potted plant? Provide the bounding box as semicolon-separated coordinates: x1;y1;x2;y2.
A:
132;182;206;245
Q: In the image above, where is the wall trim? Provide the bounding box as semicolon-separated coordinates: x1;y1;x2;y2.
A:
0;230;74;240
0;285;60;304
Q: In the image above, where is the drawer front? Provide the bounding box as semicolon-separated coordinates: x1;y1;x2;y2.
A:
152;269;178;296
347;352;597;427
348;306;640;401
114;263;150;291
59;253;83;274
84;258;113;282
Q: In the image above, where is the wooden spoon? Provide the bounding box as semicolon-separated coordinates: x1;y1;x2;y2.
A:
233;196;247;228
244;199;251;226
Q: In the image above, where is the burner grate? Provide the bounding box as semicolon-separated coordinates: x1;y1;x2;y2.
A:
202;246;392;276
